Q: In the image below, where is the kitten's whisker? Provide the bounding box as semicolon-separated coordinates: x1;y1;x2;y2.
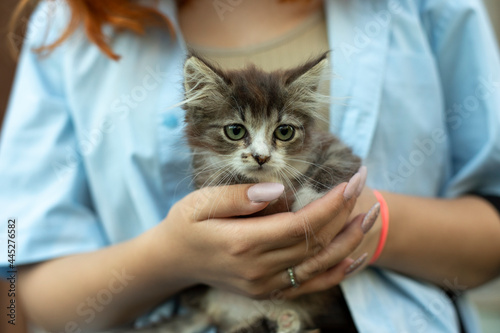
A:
189;160;230;189
166;85;210;110
206;169;236;219
188;151;232;157
194;160;229;176
285;158;334;178
287;156;360;172
282;162;337;195
199;166;230;190
192;165;235;220
278;169;317;251
273;170;292;213
287;158;340;177
203;161;243;220
282;163;342;252
175;160;227;194
285;157;354;186
280;164;327;246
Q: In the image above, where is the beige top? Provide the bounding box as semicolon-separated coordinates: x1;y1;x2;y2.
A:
187;10;331;130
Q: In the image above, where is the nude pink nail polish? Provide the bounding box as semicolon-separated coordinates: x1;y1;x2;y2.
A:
356;166;368;197
247;183;285;202
361;202;380;234
345;253;368;275
344;173;361;200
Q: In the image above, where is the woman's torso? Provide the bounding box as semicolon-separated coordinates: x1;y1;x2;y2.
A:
10;0;493;331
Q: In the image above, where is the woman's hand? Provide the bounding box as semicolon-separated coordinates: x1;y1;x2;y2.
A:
285;167;500;295
151;180;365;299
281;167;382;298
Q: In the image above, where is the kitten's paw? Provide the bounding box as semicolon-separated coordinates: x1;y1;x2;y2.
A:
228;317;277;333
277;310;301;333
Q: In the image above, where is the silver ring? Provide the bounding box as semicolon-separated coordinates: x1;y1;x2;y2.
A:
287;267;299;288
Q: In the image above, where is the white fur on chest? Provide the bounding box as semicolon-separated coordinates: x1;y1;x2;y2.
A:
291;187;324;212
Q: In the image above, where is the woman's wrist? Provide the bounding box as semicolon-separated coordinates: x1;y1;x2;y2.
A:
368;191;500;287
136;221;196;292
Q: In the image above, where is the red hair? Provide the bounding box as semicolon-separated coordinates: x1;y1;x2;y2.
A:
11;0;178;60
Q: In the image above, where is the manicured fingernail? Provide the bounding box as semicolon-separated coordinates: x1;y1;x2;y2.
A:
361;202;380;234
247;183;285;202
356;166;367;197
344;173;361;200
345;253;368;275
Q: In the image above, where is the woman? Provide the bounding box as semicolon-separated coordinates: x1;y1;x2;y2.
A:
1;0;500;332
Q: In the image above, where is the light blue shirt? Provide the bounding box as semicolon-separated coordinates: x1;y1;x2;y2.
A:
1;0;499;332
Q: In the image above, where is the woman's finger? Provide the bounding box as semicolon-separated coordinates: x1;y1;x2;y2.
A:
244;182;356;251
256;211;365;283
293;213;365;282
280;259;353;299
282;248;369;299
184;183;284;221
250;215;364;295
255;214;358;276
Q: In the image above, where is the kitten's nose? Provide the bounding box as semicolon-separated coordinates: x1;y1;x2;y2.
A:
253;154;270;166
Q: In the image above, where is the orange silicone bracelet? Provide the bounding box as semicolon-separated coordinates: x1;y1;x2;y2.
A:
370;190;389;264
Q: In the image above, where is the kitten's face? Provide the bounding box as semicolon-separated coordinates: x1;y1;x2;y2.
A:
204;108;311;182
182;54;328;184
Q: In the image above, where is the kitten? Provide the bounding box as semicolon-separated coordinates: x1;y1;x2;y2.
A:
145;54;361;333
183;53;360;211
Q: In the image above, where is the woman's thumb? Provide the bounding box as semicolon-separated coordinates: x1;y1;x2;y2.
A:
187;183;285;221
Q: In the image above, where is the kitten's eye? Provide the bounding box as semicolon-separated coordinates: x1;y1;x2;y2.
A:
274;125;295;141
224;124;247;141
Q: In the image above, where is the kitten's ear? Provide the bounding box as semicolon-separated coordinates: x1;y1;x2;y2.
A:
184;55;229;96
285;54;329;92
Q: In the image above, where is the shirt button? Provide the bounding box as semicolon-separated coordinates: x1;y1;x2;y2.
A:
163;114;179;129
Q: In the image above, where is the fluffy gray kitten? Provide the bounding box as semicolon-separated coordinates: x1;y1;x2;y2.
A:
138;54;361;333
